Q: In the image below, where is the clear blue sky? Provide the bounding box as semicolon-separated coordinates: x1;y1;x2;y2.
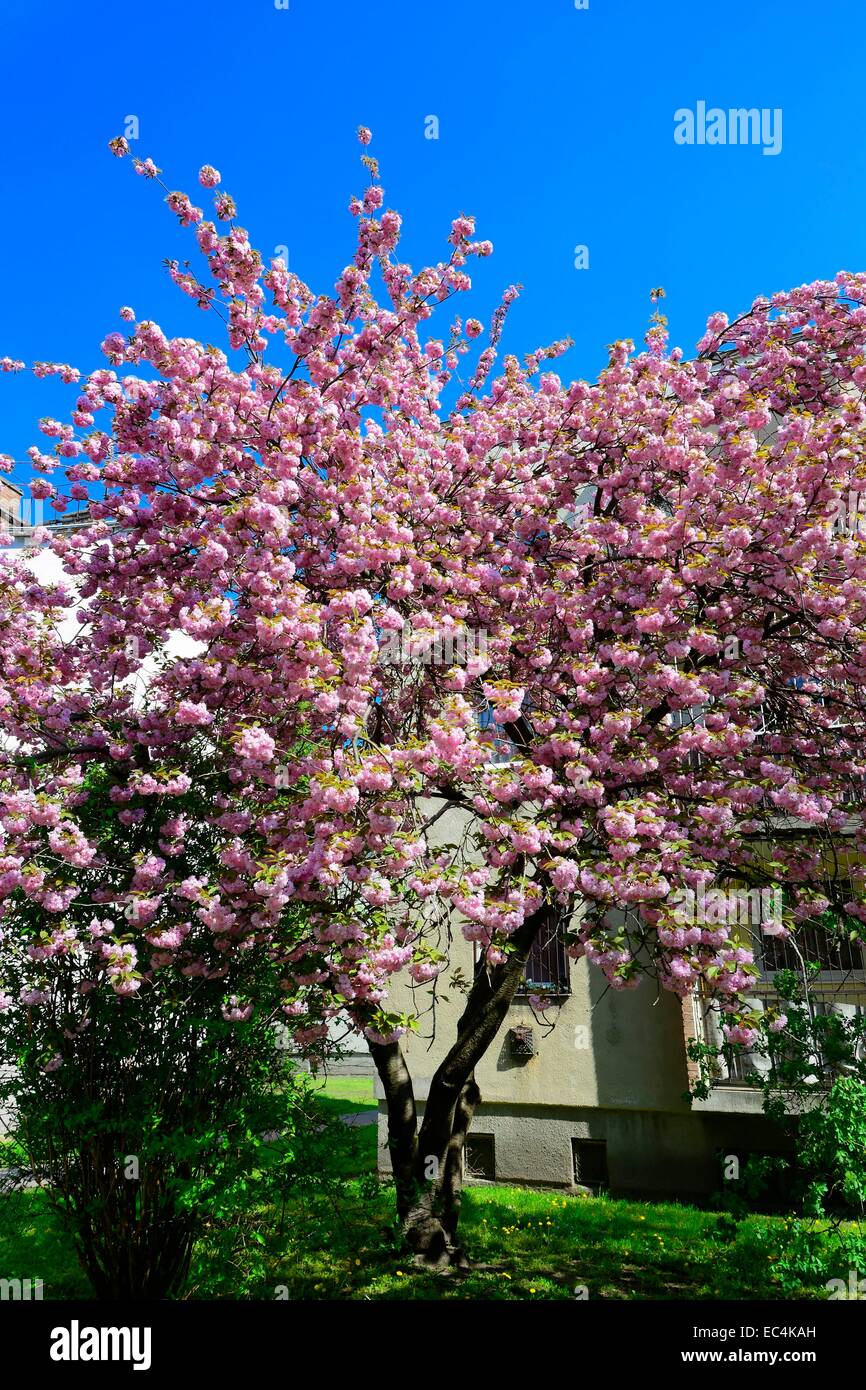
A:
2;0;865;491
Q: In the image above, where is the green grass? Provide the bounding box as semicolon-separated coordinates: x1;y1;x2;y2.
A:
0;1177;851;1301
2;1085;861;1301
247;1185;859;1302
0;1189;91;1299
310;1074;375;1111
305;1073;378;1174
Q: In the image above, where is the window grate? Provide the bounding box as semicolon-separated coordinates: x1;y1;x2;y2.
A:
572;1138;608;1189
516;910;572;996
760;923;865;977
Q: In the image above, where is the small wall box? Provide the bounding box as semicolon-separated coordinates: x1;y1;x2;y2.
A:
508;1025;535;1058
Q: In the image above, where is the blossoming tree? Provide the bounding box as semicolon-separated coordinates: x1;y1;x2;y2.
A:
3;130;866;1266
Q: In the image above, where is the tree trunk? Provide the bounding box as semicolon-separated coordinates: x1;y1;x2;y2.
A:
368;1039;417;1220
370;898;552;1267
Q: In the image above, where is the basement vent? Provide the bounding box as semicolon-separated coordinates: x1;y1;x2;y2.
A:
464;1133;496;1181
572;1138;608;1190
508;1024;535;1059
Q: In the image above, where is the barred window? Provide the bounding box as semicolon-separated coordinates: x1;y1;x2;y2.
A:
464;1133;495;1181
760;922;865;977
516;910;572;996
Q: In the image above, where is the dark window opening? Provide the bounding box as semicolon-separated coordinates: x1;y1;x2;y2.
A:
464;1133;495;1181
572;1138;608;1190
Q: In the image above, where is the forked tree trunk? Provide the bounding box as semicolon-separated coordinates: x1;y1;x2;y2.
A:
370;898;551;1267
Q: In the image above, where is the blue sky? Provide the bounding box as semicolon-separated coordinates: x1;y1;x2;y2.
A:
2;0;865;491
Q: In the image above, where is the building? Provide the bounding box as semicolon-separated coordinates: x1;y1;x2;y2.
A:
0;478;23;534
376;804;866;1199
0;476;93;548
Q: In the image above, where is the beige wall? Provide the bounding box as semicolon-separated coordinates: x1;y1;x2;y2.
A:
392;930;692;1115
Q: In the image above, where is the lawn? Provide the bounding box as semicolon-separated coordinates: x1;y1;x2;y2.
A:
0;1075;860;1300
309;1074;376;1110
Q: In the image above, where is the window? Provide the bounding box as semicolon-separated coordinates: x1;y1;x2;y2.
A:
474;703;514;764
760;923;865;979
516;909;572;996
667;704;706;773
699;892;866;1083
752;887;865;981
464;1133;495;1181
572;1138;608;1190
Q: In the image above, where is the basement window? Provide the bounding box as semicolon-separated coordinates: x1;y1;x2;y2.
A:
464;1133;496;1181
572;1138;608;1191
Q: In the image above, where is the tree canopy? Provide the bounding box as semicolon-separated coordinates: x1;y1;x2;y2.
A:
3;128;866;1116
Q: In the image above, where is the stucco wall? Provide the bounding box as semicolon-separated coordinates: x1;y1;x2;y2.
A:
393;936;692;1114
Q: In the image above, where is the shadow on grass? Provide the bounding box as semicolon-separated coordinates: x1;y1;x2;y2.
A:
1;1127;852;1301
